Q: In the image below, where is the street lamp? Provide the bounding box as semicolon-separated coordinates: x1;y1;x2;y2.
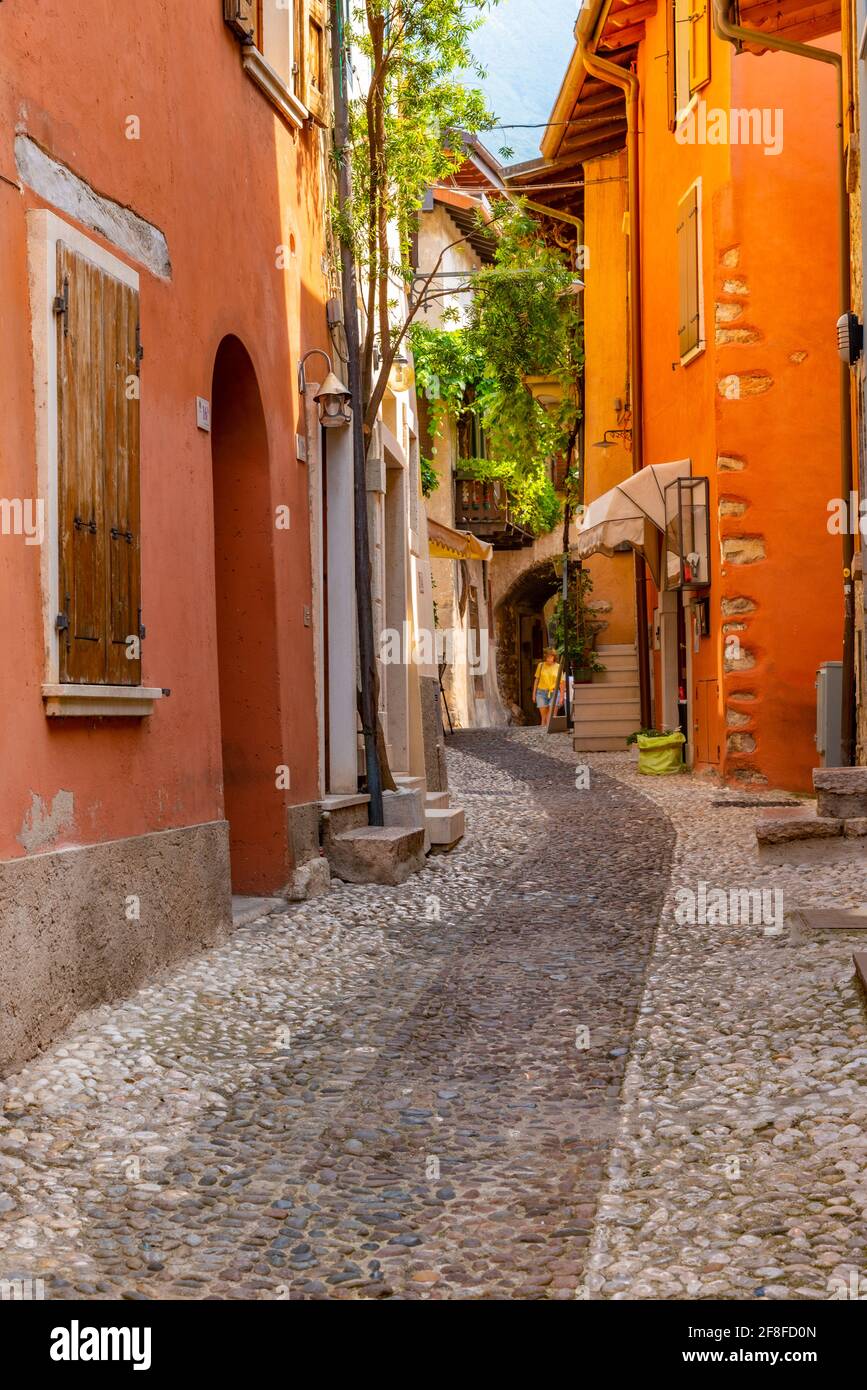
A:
389;351;415;393
298;349;352;428
593;428;633;449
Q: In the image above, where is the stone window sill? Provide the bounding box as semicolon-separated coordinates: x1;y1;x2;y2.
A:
241;47;308;130
43;684;164;718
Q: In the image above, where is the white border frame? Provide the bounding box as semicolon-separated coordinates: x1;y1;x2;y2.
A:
27;209;160;713
678;175;706;367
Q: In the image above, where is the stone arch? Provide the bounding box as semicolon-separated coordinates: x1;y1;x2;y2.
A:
494;553;563;723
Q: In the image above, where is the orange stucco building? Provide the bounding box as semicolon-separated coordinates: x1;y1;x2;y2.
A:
0;2;331;1069
520;0;845;790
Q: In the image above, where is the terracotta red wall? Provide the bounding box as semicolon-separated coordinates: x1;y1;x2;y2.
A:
0;1;327;861
639;23;842;791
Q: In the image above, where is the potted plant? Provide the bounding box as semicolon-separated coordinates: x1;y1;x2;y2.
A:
629;728;686;775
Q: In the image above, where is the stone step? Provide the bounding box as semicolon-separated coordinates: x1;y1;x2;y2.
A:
572;699;641;721
596;644;637;655
383;787;425;830
573;734;631;751
329;826;425;885
394;774;426;794
425;791;450;809
231;896;286;927
425;806;465;848
813;766;867;818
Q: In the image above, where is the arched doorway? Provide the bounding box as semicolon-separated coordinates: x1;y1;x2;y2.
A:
495;557;563;723
211;336;286;894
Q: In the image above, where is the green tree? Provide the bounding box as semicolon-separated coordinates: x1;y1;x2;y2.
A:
336;0;495;439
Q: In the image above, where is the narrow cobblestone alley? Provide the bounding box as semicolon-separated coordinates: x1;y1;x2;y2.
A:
0;731;673;1301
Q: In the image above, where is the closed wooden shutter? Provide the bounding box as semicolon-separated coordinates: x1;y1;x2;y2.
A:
224;0;260;46
298;0;328;124
105;273;142;685
57;242;141;685
689;0;711;92
676;186;701;358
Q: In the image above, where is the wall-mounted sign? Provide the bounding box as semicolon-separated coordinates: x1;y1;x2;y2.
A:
196;397;211;432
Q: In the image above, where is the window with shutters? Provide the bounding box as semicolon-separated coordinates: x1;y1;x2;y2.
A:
669;0;711;127
676;181;704;362
224;0;328;128
55;240;143;686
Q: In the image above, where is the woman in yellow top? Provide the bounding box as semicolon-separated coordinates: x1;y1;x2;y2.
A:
532;647;560;727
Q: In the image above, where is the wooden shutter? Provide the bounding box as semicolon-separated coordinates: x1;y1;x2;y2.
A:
689;0;711;93
224;0;260;46
676;186;701;359
57;243;141;686
105;272;142;685
298;0;328;124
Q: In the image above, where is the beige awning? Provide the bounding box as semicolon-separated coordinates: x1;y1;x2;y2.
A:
428;516;494;563
574;459;691;586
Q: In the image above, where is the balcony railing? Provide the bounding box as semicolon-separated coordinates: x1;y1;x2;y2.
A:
454;475;534;550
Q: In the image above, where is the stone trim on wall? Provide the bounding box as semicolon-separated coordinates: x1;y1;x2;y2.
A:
0;820;231;1074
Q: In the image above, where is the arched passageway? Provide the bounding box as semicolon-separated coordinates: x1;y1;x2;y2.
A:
494;556;562;722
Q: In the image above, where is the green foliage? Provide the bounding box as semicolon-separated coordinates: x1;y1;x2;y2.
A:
410;203;584;536
550;567;605;672
420;454;439;497
458;455;560;534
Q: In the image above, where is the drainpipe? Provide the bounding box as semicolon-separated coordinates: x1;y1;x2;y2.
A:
712;0;856;766
576;2;653;728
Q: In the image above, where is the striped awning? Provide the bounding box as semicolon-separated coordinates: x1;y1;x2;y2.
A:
428;517;494;563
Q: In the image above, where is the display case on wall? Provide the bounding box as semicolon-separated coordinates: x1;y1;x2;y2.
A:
664;476;710;589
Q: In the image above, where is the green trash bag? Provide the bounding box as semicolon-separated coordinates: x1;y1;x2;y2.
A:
636;730;686;776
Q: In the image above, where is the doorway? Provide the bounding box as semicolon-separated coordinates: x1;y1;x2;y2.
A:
211;336;286;894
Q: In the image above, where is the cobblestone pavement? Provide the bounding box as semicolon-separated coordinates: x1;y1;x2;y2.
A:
0;730;673;1300
542;739;867;1301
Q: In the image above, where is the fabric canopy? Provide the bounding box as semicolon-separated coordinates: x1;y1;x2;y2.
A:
427;516;493;563
573;459;691;586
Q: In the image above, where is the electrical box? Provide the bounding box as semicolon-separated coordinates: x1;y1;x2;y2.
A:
816;660;843;767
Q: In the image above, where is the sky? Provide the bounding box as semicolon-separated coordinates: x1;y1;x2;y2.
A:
467;0;580;165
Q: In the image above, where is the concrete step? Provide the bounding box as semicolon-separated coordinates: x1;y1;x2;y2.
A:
329;826;425;885
573;735;632;752
572;701;641;722
595;670;640;686
425;806;465;848
596;644;637;655
425;791;450;809
573;682;640;702
594;653;637;672
571;716;643;737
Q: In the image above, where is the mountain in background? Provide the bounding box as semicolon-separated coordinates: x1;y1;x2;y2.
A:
467;0;578;165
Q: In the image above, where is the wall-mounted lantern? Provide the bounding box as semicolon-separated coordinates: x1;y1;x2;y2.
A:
298;349;353;429
314;371;353;428
664;476;710;589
